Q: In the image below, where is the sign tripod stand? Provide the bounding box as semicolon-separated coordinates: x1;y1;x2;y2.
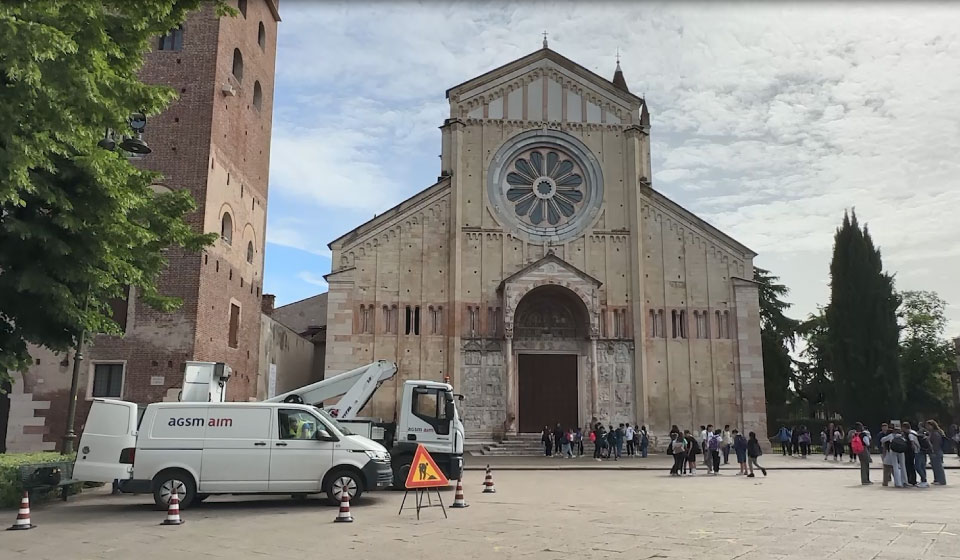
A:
398;444;449;520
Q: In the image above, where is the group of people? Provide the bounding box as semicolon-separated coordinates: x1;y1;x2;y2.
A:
843;420;950;487
540;422;650;460
667;424;767;478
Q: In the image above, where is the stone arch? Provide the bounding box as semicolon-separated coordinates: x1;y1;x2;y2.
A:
513;284;590;339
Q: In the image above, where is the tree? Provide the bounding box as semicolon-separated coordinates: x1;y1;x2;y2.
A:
754;267;800;429
0;1;231;380
898;291;956;421
795;310;834;418
825;210;902;428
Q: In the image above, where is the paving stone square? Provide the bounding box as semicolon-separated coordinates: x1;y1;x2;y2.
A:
2;469;958;559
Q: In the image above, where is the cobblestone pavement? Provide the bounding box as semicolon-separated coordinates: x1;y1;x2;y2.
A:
3;470;959;560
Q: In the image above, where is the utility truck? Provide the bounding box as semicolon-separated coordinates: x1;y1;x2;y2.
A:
265;360;464;487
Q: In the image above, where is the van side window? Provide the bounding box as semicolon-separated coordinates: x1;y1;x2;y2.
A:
411;387;450;436
278;409;320;440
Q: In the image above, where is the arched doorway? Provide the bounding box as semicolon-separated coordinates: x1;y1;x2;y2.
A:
513;285;589;433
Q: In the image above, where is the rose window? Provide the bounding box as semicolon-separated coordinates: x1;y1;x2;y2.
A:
506;149;584;226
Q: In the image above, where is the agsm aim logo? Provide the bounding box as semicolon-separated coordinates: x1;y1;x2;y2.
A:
168;417;234;427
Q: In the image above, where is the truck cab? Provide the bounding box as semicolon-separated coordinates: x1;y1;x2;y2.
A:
390;381;464;486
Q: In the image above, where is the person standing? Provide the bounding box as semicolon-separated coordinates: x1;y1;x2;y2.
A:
669;432;687;476
541;426;552;457
846;426;858;463
832;425;844;461
703;424;714;468
722;425;733;464
902;421;919;486
553;423;564;457
625;423;635;457
881;426;908;488
798;426;811;458
877;423;892;485
911;422;930;488
575;426;585;457
821;426;830;461
852;422;872;485
733;429;748;475
562;428;574;458
708;429;723;474
639;425;649;458
777;425;791;455
684;429;700;475
746;431;767;477
926;420;947;485
790;425;800;456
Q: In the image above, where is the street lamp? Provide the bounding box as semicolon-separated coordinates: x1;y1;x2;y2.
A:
63;114;152;454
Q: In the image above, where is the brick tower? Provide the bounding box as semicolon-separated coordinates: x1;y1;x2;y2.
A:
2;1;281;452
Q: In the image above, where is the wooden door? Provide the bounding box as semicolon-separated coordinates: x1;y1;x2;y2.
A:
518;354;578;433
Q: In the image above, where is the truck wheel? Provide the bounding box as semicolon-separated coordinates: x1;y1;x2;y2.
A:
153;470;196;510
393;461;412;489
325;470;362;505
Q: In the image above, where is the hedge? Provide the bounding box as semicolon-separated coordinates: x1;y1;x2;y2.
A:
0;452;77;508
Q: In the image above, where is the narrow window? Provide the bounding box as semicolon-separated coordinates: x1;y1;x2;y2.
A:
232;48;243;83
258;21;266;50
488;307;496;337
253;81;262;111
648;310;656;338
679;310;687;339
158;25;183;51
716;310;722;339
238;0;247;18
414;306;421;336
723;310;730;339
671;310;678;339
228;303;240;348
382;306;390;334
246;241;254;263
468;306;477;337
613;309;621;339
657;310;665;338
92;363;124;398
107;286;130;332
436;306;443;335
221;212;233;245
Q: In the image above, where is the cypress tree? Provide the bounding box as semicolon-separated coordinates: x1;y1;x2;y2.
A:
825;211;902;428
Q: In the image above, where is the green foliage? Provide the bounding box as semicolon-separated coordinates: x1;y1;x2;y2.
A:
0;452;74;507
754;267;800;432
0;1;229;380
898;290;956;421
794;310;836;418
825;210;902;428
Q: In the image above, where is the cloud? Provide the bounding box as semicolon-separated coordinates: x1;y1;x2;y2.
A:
266;220;332;257
296;271;328;289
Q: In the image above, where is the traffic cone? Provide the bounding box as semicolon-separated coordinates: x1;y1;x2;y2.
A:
7;491;34;530
334;489;354;523
450;476;469;508
161;488;184;526
482;464;496;494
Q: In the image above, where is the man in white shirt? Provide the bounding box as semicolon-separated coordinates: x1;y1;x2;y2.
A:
625;424;635;457
722;425;733;464
702;425;713;468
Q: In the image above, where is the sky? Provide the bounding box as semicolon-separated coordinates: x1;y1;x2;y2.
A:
262;1;960;337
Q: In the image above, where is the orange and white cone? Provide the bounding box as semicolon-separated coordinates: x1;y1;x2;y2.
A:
451;476;469;508
161;488;184;526
7;491;34;530
482;465;496;494
334;489;354;523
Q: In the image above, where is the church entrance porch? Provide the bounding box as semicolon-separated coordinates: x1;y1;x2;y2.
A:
517;354;578;433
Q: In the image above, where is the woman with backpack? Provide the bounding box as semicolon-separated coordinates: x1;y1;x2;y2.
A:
746;431;767;477
708;429;723;474
733;429;748;475
832;425;844;461
852;423;871;484
798;426;811;458
639;425;649;458
881;426;908;488
684;429;700;475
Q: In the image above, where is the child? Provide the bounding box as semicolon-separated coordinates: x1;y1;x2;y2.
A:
747;431;767;477
708;429;723;474
732;429;748;475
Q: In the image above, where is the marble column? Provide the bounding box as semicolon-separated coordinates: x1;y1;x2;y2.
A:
504;335;516;434
590;337;599;417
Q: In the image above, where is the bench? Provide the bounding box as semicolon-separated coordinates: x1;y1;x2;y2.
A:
19;461;81;501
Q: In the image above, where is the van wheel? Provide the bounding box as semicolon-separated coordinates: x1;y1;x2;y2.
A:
325;470;362;505
153;470;196;510
393;461;411;489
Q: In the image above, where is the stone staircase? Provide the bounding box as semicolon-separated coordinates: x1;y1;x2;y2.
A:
468;433;548;456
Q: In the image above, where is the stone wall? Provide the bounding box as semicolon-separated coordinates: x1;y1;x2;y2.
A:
257;313;317;400
459;339;506;437
596;341;636;425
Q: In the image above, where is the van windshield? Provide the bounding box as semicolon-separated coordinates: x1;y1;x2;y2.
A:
315;407;353;436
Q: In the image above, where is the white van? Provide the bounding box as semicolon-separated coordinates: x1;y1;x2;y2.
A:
73;399;393;508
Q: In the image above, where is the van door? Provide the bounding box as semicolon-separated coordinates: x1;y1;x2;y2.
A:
74;399;139;483
199;406;272;493
268;408;335;493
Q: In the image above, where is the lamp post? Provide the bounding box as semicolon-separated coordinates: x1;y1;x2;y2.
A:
62;114;151;455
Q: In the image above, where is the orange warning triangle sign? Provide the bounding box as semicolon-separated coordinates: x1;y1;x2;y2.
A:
404;444;449;488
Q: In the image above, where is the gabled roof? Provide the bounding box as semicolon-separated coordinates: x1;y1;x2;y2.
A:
446;47;643;105
497;251;602;292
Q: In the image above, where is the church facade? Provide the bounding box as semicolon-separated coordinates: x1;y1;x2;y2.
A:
323;46;766;442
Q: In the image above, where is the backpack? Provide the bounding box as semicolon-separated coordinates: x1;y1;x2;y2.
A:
850;432;864;455
690;439;701;454
708;435;720;451
889;434;908;453
918;433;932;453
799;432;811;444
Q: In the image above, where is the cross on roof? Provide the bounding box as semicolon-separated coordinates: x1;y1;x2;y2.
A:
542;30;548;49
